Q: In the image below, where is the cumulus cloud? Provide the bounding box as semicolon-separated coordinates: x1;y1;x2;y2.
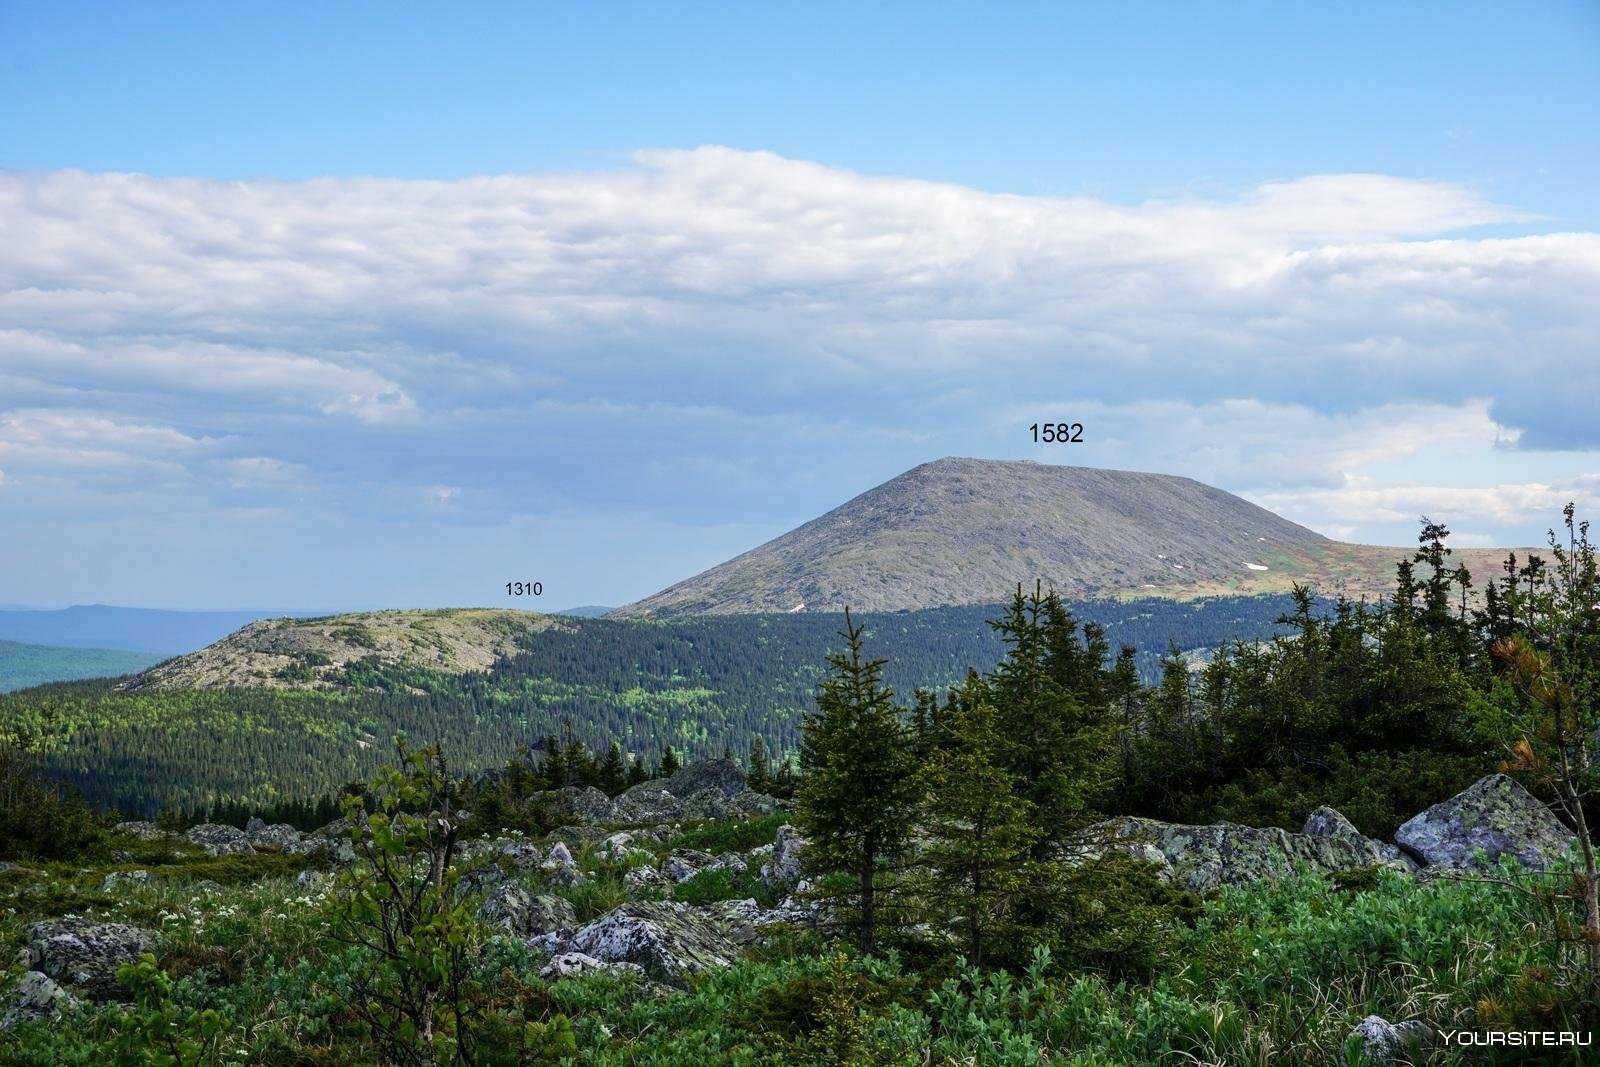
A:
0;148;1596;603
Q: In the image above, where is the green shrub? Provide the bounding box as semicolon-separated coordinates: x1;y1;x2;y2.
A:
666;813;786;855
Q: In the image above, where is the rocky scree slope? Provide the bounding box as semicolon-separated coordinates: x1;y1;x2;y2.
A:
614;458;1515;618
123;609;567;692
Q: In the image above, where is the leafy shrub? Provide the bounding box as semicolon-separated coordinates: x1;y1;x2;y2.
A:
672;864;768;907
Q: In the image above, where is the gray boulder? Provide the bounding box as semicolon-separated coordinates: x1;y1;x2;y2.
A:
1395;773;1575;872
304;818;357;865
2;971;75;1029
760;825;807;890
624;864;673;893
245;822;307;854
113;821;169;842
539;951;644;981
100;870;152;892
541;841;587;888
1094;816;1413;892
1344;1014;1431;1064
460;837;545;892
24;918;157;999
611;758;751;824
183;823;253;857
662;849;716;883
569;901;740;984
547;786;616;824
1302;807;1417;871
682;788;780;821
479;885;577;937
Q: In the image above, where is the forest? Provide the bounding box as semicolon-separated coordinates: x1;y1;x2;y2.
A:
0;595;1306;816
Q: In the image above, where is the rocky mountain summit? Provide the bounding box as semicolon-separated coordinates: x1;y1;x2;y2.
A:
123;608;566;691
615;458;1517;617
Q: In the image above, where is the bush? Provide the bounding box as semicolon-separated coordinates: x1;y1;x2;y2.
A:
0;742;106;861
666;813;787;855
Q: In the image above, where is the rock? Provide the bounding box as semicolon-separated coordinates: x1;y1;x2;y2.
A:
545;841;576;869
703;898;789;944
2;971;75;1029
303;818;356;865
539;842;586;887
113;821;169;842
611;758;751;824
624;865;673;893
662;849;715;882
479;885;577;937
569;901;740;984
1343;1014;1430;1064
24;918;157;999
1395;773;1575;872
610;785;685;824
547;786;616;824
539;951;644;981
664;758;748;797
596;831;638;858
760;825;807;890
460;837;545;891
182;823;253;857
245;822;307;854
682;787;780;821
295;869;330;890
1093;816;1413;892
99;870;151;892
1302;807;1417;871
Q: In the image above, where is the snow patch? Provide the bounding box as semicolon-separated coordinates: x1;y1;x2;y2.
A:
1244;562;1269;571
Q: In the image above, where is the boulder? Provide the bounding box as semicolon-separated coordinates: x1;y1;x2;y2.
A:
1395;773;1575;872
760;825;807;890
1093;816;1413;892
1343;1015;1431;1065
460;837;545;891
540;841;586;887
182;823;253;857
610;785;685;824
2;971;75;1030
304;818;357;865
624;864;673;893
611;758;750;824
1302;807;1417;871
662;849;716;883
682;788;780;821
24;918;157;1000
703;898;790;944
112;821;169;842
245;822;307;854
539;951;644;981
547;786;616;824
569;901;740;984
100;870;151;892
479;885;577;937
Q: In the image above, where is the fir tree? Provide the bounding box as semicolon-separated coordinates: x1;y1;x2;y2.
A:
658;746;681;779
794;609;922;953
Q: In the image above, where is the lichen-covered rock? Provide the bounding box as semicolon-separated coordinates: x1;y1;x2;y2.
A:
664;758;747;797
460;837;545;891
1395;773;1574;872
662;849;715;882
1302;807;1417;871
24;918;157;999
113;821;169;842
2;971;75;1029
547;786;616;824
624;864;672;893
569;901;739;984
760;825;807;890
681;787;780;821
302;817;356;864
1094;816;1412;891
611;758;750;823
100;870;151;892
539;952;644;981
703;898;793;944
1343;1014;1431;1064
245;821;307;854
478;885;577;937
183;823;253;857
540;841;587;887
610;785;685;823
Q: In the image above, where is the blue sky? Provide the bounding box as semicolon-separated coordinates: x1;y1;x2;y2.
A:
1;2;1598;609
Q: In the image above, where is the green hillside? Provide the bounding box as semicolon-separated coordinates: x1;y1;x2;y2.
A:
0;596;1303;814
0;639;160;693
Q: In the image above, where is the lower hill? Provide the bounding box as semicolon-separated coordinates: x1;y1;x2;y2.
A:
0;596;1305;814
0;640;160;693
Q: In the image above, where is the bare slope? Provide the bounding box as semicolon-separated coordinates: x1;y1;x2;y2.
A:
125;608;566;691
614;458;1510;617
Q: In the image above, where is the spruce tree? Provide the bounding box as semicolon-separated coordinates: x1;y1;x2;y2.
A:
747;736;770;793
658;746;681;779
794;609;921;953
919;694;1036;966
598;742;627;795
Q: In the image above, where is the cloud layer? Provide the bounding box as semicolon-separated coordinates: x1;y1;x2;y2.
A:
2;149;1597;604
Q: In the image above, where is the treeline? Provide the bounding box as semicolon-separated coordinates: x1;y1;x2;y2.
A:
794;511;1600;972
0;596;1304;815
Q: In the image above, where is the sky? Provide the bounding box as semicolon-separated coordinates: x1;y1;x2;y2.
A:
2;2;1598;610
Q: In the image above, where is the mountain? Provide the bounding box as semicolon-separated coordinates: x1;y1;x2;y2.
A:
125;608;565;691
614;457;1460;618
0;605;328;656
0;640;161;693
553;605;615;618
